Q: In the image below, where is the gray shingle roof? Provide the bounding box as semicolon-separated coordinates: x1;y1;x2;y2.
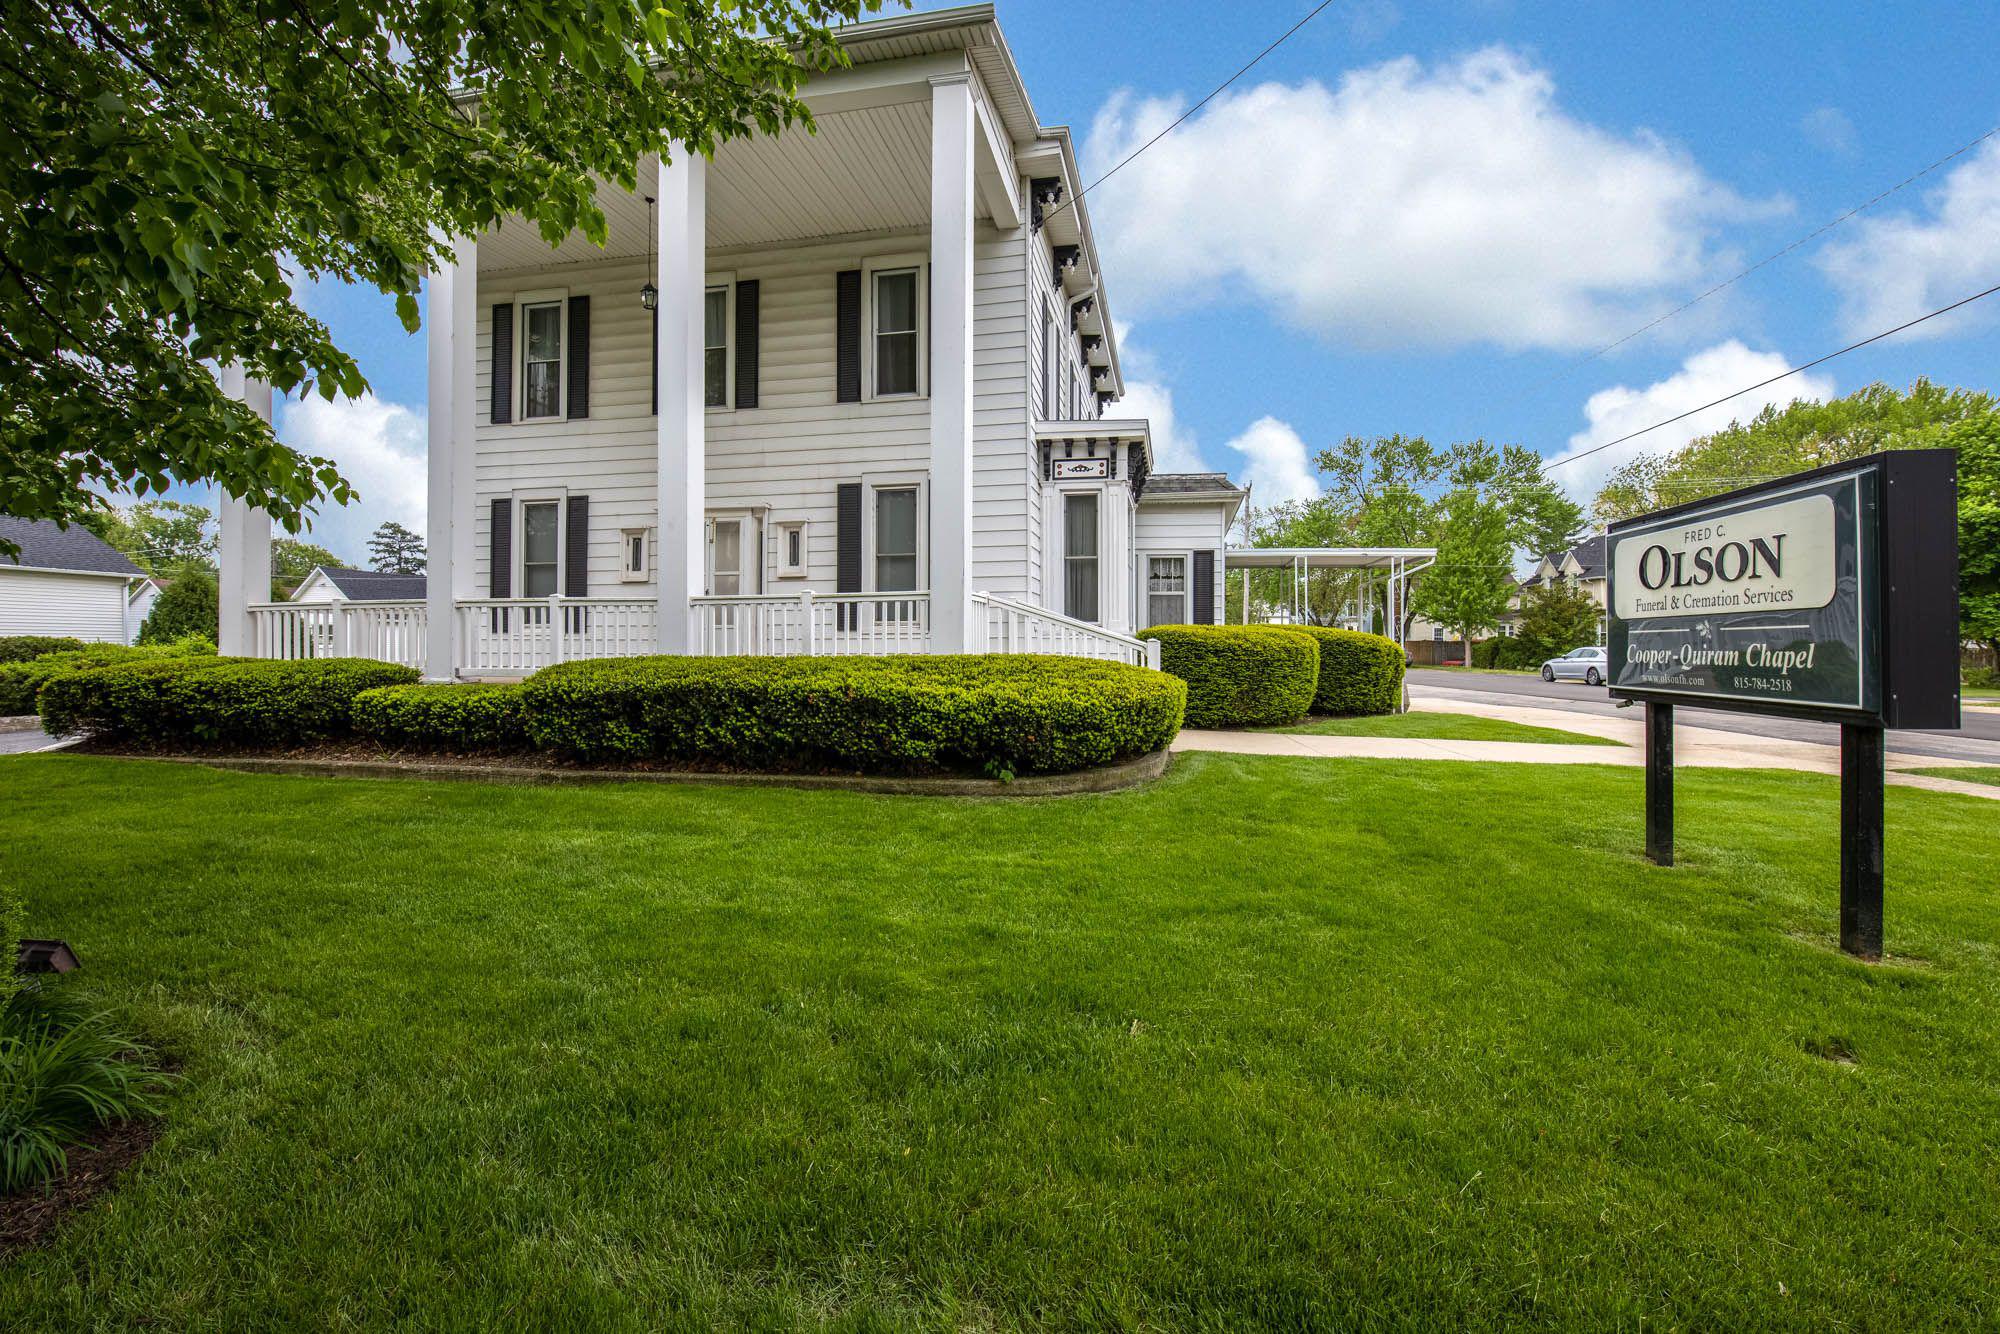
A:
0;515;143;576
1527;534;1606;583
1142;472;1245;498
316;567;427;600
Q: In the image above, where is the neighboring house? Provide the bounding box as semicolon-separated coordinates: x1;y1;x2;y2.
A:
220;6;1216;676
291;566;427;603
126;577;166;643
1499;534;1607;641
1134;474;1248;628
0;515;143;643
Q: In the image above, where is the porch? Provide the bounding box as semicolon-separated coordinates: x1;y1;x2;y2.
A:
245;589;1158;677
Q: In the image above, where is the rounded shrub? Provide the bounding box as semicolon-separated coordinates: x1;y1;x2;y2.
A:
353;684;530;753
1134;625;1318;728
519;654;1186;777
1288;626;1405;716
0;636;87;665
40;657;417;748
138;569;219;645
0;638;216;717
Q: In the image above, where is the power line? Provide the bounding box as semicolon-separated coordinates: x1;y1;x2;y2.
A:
1514;124;2000;399
1051;0;1339;225
1544;280;2000;471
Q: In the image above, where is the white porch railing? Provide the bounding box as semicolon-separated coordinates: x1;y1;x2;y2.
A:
691;591;931;656
248;600;428;669
455;598;658;675
972;592;1159;668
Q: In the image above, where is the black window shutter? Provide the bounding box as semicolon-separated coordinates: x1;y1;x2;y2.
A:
1193;551;1216;624
566;295;590;419
650;306;658;416
565;495;588;597
490;304;513;425
735;280;760;409
836;482;862;630
835;269;861;403
490;498;512;597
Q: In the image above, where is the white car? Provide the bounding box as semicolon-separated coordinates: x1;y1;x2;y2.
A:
1540;645;1608;685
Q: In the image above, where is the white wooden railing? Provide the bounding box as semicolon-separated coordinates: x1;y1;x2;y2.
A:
454;597;657;675
248;590;1161;673
973;592;1159;668
691;591;931;656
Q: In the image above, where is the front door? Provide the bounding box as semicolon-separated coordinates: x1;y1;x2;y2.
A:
706;515;756;596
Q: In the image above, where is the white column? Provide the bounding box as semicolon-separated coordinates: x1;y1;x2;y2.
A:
656;148;707;653
425;233;475;680
929;72;978;653
216;365;273;655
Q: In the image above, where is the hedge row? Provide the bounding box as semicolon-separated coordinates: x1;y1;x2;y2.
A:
1137;624;1404;726
518;655;1186;777
0;638;216;715
0;636;87;665
40;658;417;747
350;683;530;753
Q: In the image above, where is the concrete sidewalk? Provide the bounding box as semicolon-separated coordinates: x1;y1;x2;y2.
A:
1172;695;2000;802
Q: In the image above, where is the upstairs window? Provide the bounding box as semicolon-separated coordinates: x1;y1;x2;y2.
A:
521;302;563;420
872;269;920;397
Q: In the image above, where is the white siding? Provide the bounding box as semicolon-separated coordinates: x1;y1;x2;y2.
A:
0;570;130;643
1135;502;1232;626
473;224;1039;599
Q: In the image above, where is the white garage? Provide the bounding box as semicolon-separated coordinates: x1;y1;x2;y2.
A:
0;516;144;643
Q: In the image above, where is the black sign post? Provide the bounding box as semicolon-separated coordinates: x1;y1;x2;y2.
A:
1605;450;1959;959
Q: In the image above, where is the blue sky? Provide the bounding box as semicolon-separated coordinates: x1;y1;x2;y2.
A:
274;0;2000;557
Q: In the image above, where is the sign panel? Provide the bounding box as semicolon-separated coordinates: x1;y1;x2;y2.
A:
1052;458;1110;480
1606;467;1878;716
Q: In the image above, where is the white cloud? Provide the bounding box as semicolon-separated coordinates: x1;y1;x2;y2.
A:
1798;106;1857;155
277;393;428;560
1543;341;1836;500
1084;48;1775;351
1225;417;1319;505
1816;137;2000;340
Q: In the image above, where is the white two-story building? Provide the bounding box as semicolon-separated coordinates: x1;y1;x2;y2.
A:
218;5;1245;677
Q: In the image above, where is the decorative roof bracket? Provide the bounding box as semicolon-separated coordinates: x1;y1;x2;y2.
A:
1029;177;1064;232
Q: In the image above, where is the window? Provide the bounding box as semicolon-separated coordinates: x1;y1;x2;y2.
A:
522;301;563;419
777;521;807;578
875;488;919;592
709;516;748;595
703;286;729;408
521;500;561;597
1041;297;1056;418
1064;492;1099;623
1433;626;1444;642
621;528;649;583
872;268;920;397
1146;555;1186;628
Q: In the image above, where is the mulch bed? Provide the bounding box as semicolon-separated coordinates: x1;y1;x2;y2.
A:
0;1117;162;1259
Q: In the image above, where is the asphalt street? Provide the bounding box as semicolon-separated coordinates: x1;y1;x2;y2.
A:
1408;668;2000;764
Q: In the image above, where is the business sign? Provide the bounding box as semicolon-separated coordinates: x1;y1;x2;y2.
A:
1606;449;1957;729
1052;458;1109;480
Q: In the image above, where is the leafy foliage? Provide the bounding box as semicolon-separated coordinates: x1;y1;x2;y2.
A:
367;522;426;576
520;655;1185;777
0;636;87;665
1137;626;1319;728
0;878;19;1014
1287;627;1405;716
272;538;344;599
39;658;416;747
138;567;219;645
353;684;529;753
1514;579;1602;661
77;500;215;574
2;0;884;541
1945;413;2000;657
1411;482;1515;660
1;985;173;1193
0;637;215;715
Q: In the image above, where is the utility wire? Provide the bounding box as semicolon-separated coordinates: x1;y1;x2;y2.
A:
1544;280;2000;471
1513;124;2000;400
1047;0;1339;226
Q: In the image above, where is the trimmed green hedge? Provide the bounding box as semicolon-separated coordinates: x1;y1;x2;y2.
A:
519;654;1185;777
353;684;530;753
0;638;216;716
40;658;417;747
1135;625;1318;728
0;636;87;665
1288;627;1405;715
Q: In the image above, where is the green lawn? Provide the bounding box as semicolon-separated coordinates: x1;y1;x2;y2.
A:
1904;765;2000;788
3;753;1998;1328
1273;710;1621;745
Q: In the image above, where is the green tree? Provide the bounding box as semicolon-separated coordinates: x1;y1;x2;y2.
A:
271;537;343;599
1514;579;1602;660
367;522;426;576
2;0;882;554
1411;485;1515;664
1943;413;2000;662
138;566;219;644
79;500;216;573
